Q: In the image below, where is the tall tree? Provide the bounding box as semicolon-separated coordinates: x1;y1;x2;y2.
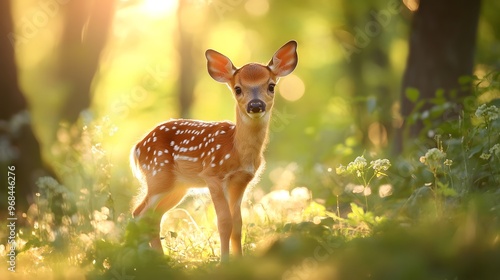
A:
176;1;207;118
397;0;481;151
58;0;115;124
0;0;54;216
336;1;394;150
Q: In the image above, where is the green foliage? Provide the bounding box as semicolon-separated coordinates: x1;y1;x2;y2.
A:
346;202;385;229
405;87;420;103
3;66;500;280
2;91;500;280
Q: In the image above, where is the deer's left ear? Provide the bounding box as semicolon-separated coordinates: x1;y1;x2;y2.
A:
267;40;298;77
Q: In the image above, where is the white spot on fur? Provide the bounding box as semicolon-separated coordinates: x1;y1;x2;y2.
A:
175;155;199;162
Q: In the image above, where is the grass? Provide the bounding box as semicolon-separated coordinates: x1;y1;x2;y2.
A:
1;74;500;279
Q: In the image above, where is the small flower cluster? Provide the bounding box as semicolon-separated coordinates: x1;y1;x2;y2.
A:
337;156;366;177
491;144;500;157
419;148;451;171
336;156;391;178
475;104;499;122
370;159;391;177
480;143;500;160
0;110;31;161
37;176;69;196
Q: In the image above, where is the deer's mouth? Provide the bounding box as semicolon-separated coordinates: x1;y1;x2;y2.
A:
248;111;266;119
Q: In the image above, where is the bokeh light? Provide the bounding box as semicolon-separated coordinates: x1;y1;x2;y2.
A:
141;0;178;17
245;0;269;17
368;122;388;148
403;0;420;12
278;74;305;102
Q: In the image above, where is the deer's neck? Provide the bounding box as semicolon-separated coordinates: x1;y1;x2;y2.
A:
234;109;271;166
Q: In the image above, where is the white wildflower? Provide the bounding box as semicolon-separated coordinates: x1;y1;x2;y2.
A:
421;148;446;171
489;144;500;157
480;153;491;160
346;156;367;174
475;104;499;122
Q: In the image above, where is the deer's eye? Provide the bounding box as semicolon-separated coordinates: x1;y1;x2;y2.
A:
235;87;242;95
268;84;275;93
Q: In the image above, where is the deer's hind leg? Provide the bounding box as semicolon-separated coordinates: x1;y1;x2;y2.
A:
135;172;187;252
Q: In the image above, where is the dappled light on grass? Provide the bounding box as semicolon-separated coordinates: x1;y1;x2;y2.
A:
155;184;324;264
2;89;500;278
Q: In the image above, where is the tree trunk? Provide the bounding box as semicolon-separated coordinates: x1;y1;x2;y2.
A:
58;0;115;124
397;0;481;151
0;0;55;216
177;3;195;119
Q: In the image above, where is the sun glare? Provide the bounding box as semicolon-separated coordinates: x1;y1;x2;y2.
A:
142;0;178;17
278;74;305;102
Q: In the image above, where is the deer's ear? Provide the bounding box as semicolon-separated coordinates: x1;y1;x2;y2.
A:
267;40;298;77
206;49;236;83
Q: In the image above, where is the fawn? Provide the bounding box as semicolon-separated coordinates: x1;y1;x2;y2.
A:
130;41;298;261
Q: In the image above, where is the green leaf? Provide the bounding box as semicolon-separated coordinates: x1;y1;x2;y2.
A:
405;87;420;103
437;182;458;197
304;201;326;217
435;88;444;99
458;75;473;86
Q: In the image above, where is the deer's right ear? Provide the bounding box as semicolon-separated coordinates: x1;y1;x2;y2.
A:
206;50;236;83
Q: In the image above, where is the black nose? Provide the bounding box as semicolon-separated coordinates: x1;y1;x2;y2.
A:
247;99;266;114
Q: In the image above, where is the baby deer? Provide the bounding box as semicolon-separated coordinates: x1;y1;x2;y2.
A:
130;41;298;261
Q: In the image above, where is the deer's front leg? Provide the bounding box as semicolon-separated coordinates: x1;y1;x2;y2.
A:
229;194;243;256
206;178;232;262
228;172;253;256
